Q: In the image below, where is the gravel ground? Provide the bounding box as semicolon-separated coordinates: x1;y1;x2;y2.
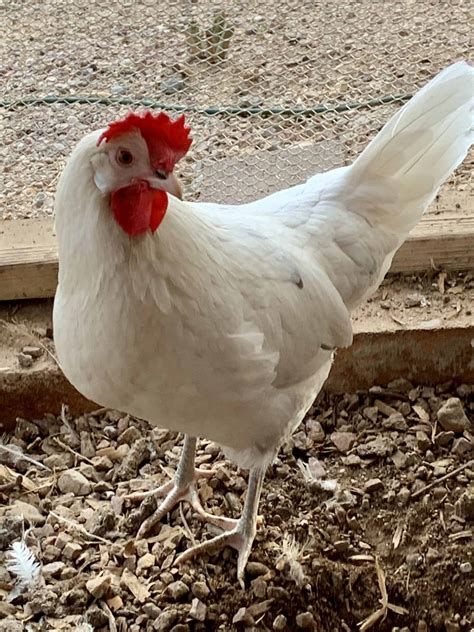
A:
0;382;472;631
2;0;472;218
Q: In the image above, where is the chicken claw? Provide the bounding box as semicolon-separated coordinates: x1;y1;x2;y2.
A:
135;435;233;537
176;465;266;588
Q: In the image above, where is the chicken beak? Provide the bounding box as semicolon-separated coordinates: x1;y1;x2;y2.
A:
148;173;183;200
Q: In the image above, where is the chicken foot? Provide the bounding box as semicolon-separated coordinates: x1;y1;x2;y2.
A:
136;435;235;537
176;465;266;588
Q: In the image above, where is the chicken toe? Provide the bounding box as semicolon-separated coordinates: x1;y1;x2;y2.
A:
132;435;229;538
176;465;266;588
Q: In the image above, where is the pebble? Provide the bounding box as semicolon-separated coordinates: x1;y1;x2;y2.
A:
357;435;394;458
363;478;384;493
189;598;207;621
232;607;254;625
459;561;472;573
246;561;270;578
192;581;210;599
273;614;288;631
118;426;142;446
86;572;112;599
435;431;455;446
6;500;44;525
451;437;473;457
382;412;408;431
330;431;356;453
160;73;186;94
17;352;33;368
426;547;440;564
167;580;189;600
22;345;42;358
307;419;325;442
416;430;431;451
437;398;470;433
455;490;474;521
63;542;82;560
405;553;423;569
42;561;65;579
58;470;92;496
153;610;178;631
296;611;316;630
404;293;425;307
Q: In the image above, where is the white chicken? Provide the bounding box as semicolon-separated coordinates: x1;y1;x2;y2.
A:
53;62;473;586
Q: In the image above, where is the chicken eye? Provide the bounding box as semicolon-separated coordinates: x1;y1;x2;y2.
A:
155;170;168;180
116;149;134;166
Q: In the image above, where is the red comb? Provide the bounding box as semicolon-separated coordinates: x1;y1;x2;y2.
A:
97;111;192;171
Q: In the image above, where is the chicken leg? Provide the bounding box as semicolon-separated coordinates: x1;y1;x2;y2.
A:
176;465;266;588
136;435;235;537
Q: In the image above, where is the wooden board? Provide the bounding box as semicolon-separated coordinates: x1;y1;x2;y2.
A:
0;190;473;301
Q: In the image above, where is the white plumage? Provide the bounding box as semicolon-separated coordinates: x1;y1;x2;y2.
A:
53;62;474;585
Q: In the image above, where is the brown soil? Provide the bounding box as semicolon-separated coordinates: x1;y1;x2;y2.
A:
0;380;473;631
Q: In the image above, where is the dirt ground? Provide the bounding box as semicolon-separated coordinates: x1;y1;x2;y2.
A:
0;377;472;632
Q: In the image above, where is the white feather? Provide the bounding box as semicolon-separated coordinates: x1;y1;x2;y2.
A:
6;540;41;587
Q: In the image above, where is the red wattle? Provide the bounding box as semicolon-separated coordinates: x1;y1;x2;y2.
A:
110;182;168;236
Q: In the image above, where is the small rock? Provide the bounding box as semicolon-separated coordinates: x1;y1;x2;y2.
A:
251;576;267;598
6;500;44;525
364;478;384;493
451;437;473;458
232;607;254;625
42;561;65;579
382;412;408;431
189;598;207;621
445;622;460;632
22;345;42;358
143;602;161;618
137;552;155;573
167;580;189;600
86;572;112;599
160;73;186;94
416;430;431;452
296;611;316;630
80;432;95;459
273;614;288;631
459;561;472;573
397;487;411;504
58;470;91;496
417;622;428;632
330;431;356;453
426;547;440;564
192;580;210;599
110;84;126;95
391;449;408;469
437;398;470;433
363;406;378;423
357;435;394;458
246;561;270;578
435;431;455;446
170;625;190;632
117;426;142;446
432;486;447;500
153;609;179;631
455;490;474;521
405;293;425;307
307;419;325;442
342;454;363;466
18;352;33;368
406;553;423;569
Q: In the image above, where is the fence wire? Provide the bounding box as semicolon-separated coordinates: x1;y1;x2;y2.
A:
1;0;472;219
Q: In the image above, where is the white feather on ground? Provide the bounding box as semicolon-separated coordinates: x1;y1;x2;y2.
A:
6;540;41;588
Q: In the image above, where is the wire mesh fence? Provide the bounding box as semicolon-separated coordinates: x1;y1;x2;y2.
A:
1;0;472;220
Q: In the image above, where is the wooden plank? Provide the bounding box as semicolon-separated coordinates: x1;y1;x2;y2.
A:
0;219;58;300
0;190;473;301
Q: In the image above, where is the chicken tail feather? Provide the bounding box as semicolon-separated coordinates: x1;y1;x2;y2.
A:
347;61;473;234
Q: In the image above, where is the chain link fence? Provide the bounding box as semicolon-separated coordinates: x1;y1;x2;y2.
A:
1;0;472;219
